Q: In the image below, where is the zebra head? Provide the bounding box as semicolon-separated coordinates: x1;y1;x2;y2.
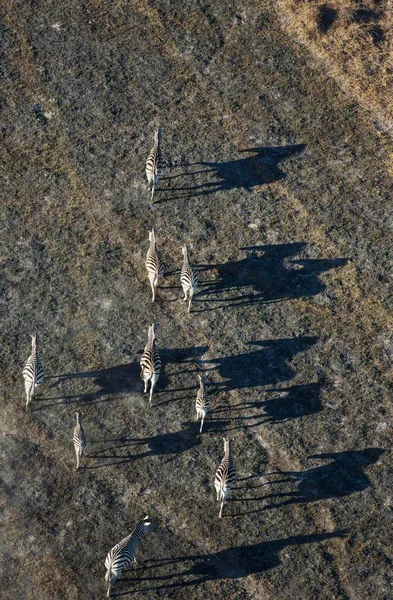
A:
223;437;231;454
141;515;153;531
198;372;207;385
155;128;163;142
182;245;189;260
31;332;40;349
148;323;159;340
75;412;82;424
148;229;156;245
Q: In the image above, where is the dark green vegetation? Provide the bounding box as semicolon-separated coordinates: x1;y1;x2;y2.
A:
1;1;392;598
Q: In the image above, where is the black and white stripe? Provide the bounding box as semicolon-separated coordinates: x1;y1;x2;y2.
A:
195;373;209;433
140;323;161;404
145;229;165;302
214;438;236;518
146;128;163;202
22;333;44;409
181;245;198;313
73;412;87;470
105;515;153;597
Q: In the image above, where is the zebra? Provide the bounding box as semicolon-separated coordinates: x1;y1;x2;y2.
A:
22;332;44;408
195;373;209;433
140;323;161;404
105;515;153;597
214;437;236;518
146;128;163;202
181;245;198;313
73;412;87;470
145;229;165;302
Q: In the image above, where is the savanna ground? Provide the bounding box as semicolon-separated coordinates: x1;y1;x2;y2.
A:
1;1;393;598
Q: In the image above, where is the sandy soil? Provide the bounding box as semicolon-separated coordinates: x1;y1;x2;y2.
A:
1;1;392;599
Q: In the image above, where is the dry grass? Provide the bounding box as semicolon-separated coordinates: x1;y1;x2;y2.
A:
276;0;393;132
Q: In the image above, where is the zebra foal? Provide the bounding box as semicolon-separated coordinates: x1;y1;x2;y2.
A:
22;332;44;408
195;373;209;433
140;323;161;404
214;438;236;518
145;229;165;302
146;128;163;202
105;515;153;597
181;245;198;313
73;412;87;469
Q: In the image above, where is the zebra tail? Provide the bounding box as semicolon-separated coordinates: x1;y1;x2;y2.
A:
219;498;224;519
200;414;204;434
25;377;35;408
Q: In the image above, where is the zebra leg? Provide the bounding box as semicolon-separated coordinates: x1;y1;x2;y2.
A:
214;484;220;502
151;184;155;203
188;288;194;313
106;574;117;598
150;281;156;302
25;381;33;409
200;414;204;434
219;498;224;518
143;377;148;393
149;372;159;404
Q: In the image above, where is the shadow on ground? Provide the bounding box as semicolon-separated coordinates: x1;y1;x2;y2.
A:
157;144;306;202
86;423;202;469
39;346;209;407
230;448;384;516
201;336;318;392
193;243;347;310
205;381;324;433
115;530;348;594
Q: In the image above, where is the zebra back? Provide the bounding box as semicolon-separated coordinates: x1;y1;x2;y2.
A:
105;516;153;578
73;412;87;450
196;373;209;432
23;333;44;404
146;129;163;179
140;324;161;377
181;245;198;289
145;230;165;278
214;438;236;492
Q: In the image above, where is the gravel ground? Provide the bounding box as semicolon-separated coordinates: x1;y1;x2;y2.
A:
1;1;392;599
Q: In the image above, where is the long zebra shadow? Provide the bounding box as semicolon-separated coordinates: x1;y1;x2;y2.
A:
230;448;384;517
116;530;348;594
155;144;306;203
201;336;318;394
261;448;385;510
204;382;323;433
37;345;209;408
193;243;347;311
86;424;201;469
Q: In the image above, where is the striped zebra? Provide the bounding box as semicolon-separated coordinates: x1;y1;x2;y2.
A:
145;229;165;302
22;333;44;409
73;412;87;470
140;323;161;404
181;245;198;313
195;373;209;433
214;438;236;518
105;515;153;597
146;128;163;202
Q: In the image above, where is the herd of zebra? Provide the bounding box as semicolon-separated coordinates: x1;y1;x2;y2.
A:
21;129;236;596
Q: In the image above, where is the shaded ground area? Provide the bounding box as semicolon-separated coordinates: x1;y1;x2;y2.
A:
1;1;393;599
